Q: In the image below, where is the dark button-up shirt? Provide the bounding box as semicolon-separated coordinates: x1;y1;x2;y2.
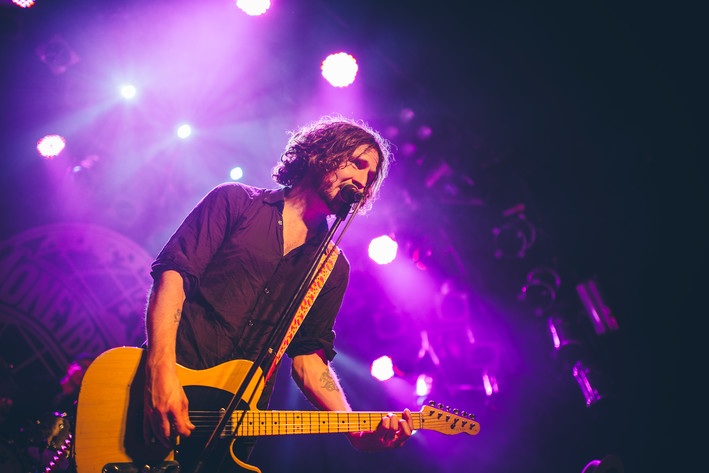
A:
151;183;349;380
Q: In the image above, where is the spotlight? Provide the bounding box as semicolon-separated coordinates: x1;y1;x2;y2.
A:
517;266;561;316
37;134;66;159
415;374;433;397
368;235;397;265
321;52;358;88
236;0;271;16
119;84;137;100
12;0;35;7
576;279;618;335
370;356;395;381
482;370;499;396
229;166;244;181
571;361;604;407
35;35;79;75
176;124;192;139
492;212;536;259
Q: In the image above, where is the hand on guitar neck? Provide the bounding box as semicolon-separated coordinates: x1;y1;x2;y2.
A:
347;409;414;451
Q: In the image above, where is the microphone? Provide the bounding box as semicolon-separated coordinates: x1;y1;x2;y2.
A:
339;183;363;204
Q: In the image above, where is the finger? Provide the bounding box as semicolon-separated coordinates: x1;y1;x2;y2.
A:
174;409;194;437
400;409;413;436
157;413;172;448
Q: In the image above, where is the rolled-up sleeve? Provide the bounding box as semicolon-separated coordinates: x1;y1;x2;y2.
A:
151;184;241;296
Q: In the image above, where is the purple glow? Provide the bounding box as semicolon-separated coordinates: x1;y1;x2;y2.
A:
415;374;433;397
547;317;561;349
368;235;398;265
37;135;66;158
229;166;244;181
119;84;137;100
321;52;358;88
12;0;35;7
576;279;618;335
176;124;192;139
572;361;603;406
236;0;271;16
482;370;499;396
370;356;395;381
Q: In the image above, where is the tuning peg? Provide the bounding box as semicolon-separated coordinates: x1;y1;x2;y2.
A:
429;400;436;407
446;406;451;412
438;403;444;409
453;409;459;415
462;411;468;417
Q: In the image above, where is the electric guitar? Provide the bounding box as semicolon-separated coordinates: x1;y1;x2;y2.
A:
75;347;480;473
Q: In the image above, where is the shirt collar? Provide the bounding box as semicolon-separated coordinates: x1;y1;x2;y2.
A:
264;187;287;206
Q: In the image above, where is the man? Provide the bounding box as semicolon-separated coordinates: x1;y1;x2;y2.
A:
143;117;413;470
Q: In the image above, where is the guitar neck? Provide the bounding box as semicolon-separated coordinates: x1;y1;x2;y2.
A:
229;410;421;436
227;408;479;437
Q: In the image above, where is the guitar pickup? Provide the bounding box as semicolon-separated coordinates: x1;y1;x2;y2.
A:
101;461;180;473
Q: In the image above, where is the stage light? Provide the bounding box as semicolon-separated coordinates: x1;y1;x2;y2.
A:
35;35;79;75
236;0;270;16
37;135;66;159
576;279;618;335
370;356;394;381
176;124;192;139
12;0;35;7
321;52;358;88
119;84;137;100
368;235;397;265
572;361;604;406
482;370;499;396
415;374;433;397
229;166;244;181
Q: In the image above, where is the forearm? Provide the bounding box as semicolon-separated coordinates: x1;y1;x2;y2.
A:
145;270;186;369
291;351;352;412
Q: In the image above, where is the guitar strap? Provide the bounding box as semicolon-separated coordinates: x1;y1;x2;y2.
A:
264;242;340;381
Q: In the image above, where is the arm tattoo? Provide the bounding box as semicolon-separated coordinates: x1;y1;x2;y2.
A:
319;370;339;392
173;308;181;324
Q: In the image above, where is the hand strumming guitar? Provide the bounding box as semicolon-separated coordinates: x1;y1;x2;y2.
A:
143;358;195;448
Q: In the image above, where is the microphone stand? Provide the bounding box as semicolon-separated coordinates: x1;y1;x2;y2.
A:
190;196;361;473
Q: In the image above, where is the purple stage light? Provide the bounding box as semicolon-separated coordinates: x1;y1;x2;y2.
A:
572;361;603;406
370;356;395;381
119;84;137;100
415;374;433;397
37;135;66;159
176;124;192;139
482;370;499;396
236;0;271;16
321;52;358;88
12;0;35;7
368;235;398;265
229;166;244;181
576;279;618;335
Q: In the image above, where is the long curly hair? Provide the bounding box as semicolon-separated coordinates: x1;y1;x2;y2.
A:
273;116;392;211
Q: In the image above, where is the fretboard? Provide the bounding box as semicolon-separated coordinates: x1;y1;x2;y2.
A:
228;411;423;436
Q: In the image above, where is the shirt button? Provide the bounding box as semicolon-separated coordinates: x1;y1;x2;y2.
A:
264;287;270;294
278;220;283;225
247;319;254;327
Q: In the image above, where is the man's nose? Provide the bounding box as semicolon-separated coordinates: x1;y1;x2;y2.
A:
352;170;368;189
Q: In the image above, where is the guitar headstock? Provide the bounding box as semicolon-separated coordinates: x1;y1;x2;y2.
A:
419;401;480;435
